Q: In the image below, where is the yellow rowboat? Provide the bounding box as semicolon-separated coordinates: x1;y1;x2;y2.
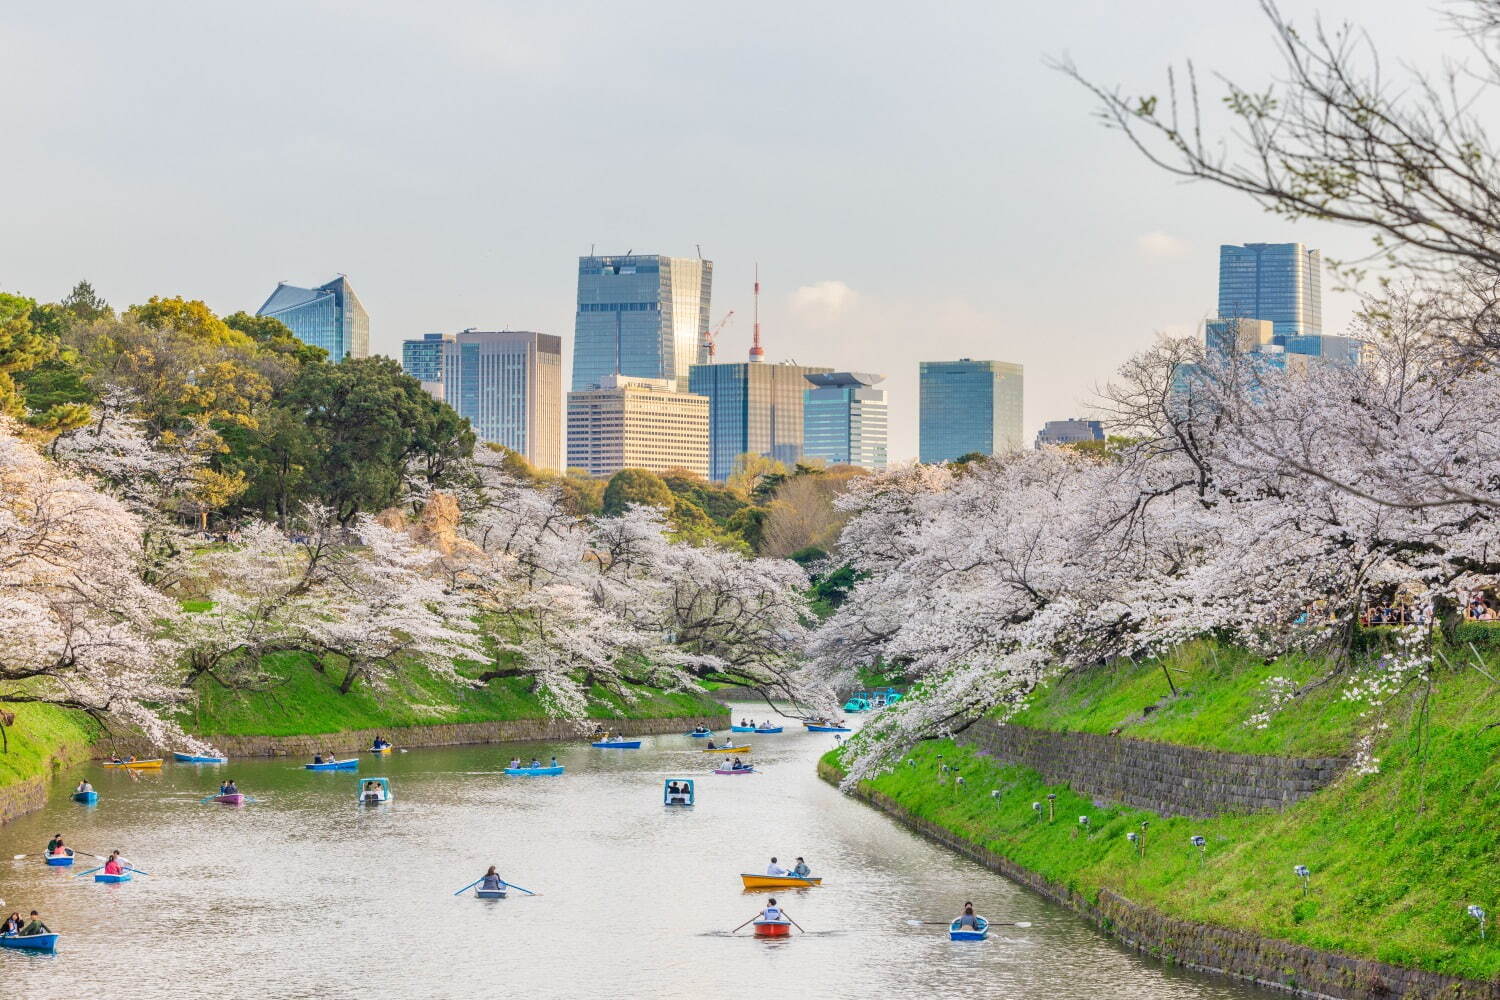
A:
701;745;750;754
740;873;821;889
102;758;163;770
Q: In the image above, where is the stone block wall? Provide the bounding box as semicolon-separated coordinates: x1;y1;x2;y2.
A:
957;721;1349;818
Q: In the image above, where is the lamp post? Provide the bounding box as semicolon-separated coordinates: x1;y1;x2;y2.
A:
1076;815;1090;840
1468;905;1487;940
1294;864;1311;896
1127;831;1141;858
1139;821;1149;856
1046;793;1057;822
1190;835;1206;864
1032;801;1043;822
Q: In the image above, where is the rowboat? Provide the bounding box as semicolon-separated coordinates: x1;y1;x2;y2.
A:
752;920;791;938
591;740;641;749
714;766;756;775
305;758;359;771
729;725;757;732
173;752;227;764
0;932;59;952
949;916;989;941
103;758;163;769
702;745;749;754
357;777;392;805
72;791;98;805
44;853;74;867
370;746;393;754
212;793;245;806
504;765;564;776
842;692;872;712
685;728;714;738
475;886;507;899
804;724;850;733
739;873;821;889
754;726;783;734
94;872;132;884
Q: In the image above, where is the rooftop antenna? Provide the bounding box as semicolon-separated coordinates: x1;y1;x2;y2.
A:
590;243;595;256
696;243;703;259
749;263;765;363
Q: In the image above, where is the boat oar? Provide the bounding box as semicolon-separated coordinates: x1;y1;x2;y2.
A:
72;866;105;878
500;880;538;896
123;866;151;876
729;914;759;934
451;878;484;896
904;919;1031;927
785;914;806;933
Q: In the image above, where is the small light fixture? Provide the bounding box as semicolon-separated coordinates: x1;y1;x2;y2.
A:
1190;835;1207;862
1468;905;1487;940
1078;815;1090;829
1046;792;1057;822
1032;801;1042;820
1293;864;1311;896
990;789;1001;799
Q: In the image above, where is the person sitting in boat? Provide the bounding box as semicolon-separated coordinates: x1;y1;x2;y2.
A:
363;781;382;803
103;850;128;876
480;866;504;891
508;758;522;769
549;756;560;768
46;833;66;856
954;901;980;929
222;779;239;795
529;758;541;768
20;911;49;936
2;912;21;936
766;857;789;877
761;898;784;922
75;779;93;795
732;757;749;771
313;753;325;765
792;857;811;878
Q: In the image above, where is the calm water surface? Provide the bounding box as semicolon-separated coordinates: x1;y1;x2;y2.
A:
0;705;1279;1000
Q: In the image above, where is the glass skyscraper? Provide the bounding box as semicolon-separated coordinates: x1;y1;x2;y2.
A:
688;361;834;481
401;333;453;386
255;275;369;360
918;359;1024;463
440;331;563;472
803;372;888;470
572;254;712;393
1217;243;1322;340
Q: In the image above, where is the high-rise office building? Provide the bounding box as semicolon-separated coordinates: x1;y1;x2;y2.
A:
256;275;369;360
566;375;709;478
1217;243;1322;340
436;330;563;472
572;254;712;393
1035;418;1104;449
918;359;1024;463
803;372;888;470
688;361;834;481
401;333;454;398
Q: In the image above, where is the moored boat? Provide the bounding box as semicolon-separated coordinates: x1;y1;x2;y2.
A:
739;873;820;889
94;872;132;884
71;791;98;805
103;758;163;769
305;758;359;771
44;853;74;867
714;766;756;775
752;920;791;937
173;752;227;763
503;765;564;776
803;723;850;733
213;793;246;806
0;932;59;952
590;739;641;749
701;745;749;753
475;886;507;899
949;916;989;941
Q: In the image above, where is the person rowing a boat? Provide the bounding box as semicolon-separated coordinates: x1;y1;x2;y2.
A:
75;779;93;795
480;866;504;892
219;779;239;796
757;898;788;922
953;901;980;930
730;756;748;771
46;834;70;858
313;753;325;765
103;851;130;876
792;857;811;878
20;911;49;936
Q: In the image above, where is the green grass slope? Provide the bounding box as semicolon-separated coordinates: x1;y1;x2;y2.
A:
0;704;98;793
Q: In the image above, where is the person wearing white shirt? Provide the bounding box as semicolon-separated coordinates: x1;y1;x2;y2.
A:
766;857;789;877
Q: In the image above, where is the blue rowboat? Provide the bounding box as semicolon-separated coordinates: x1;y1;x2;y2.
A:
72;791;98;805
0;932;59;952
504;765;564;776
173;752;227;764
754;726;783;734
94;872;132;884
949;916;988;941
590;740;641;749
44;854;74;867
475;886;507;899
305;758;359;771
729;725;757;733
685;729;714;738
804;724;851;733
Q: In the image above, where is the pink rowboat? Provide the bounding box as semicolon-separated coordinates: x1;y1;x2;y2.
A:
713;767;756;776
213;793;245;806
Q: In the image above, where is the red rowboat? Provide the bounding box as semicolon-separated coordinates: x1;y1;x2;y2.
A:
753;920;791;937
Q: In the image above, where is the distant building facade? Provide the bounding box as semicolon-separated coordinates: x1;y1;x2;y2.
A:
437;330;563;473
1035;418;1104;449
802;372;888;470
918;359;1024;463
572;254;712;393
566;374;709;478
1217;243;1322;340
256;275;369;360
401;333;454;398
688;361;834;481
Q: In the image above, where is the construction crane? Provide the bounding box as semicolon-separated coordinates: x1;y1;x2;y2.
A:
704;309;734;360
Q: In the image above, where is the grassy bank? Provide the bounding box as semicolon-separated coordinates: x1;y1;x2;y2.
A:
0;704;99;793
831;647;1499;981
182;652;725;738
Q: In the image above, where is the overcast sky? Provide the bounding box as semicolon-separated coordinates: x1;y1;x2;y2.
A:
1;1;1456;460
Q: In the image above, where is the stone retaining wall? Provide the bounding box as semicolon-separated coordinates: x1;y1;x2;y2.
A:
957;721;1349;818
103;712;729;759
0;736;93;826
821;760;1496;1000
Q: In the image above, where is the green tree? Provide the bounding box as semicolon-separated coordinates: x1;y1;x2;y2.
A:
127;296;252;348
602;468;675;515
0;292;57;418
223;311;327;368
60;280;111;322
726;453;789;500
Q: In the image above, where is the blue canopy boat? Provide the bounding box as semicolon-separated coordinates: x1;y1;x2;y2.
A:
0;932;59;952
663;778;695;807
949;916;989;941
173;752;227;764
590;739;641;749
504;765;564;776
94;872;131;884
305;758;359;771
357;777;393;805
842;692;872;713
71;791;98;805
